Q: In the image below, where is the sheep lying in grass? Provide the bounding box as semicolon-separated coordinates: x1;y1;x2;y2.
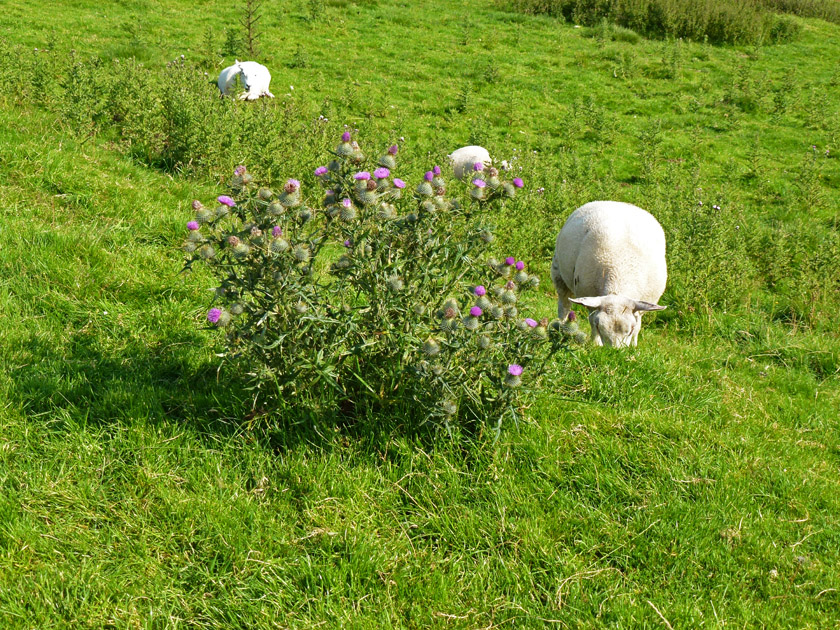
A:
550;201;667;348
218;61;275;100
448;145;492;179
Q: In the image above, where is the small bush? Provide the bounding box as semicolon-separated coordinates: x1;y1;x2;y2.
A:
182;134;583;432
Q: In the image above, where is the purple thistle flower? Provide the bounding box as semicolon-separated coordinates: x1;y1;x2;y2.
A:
433;165;442;175
393;178;406;189
344;239;352;247
207;308;222;324
505;280;516;290
342;131;351;142
314;166;328;176
474;285;486;296
388;144;399;155
472;179;486;189
473;162;484;172
354;171;371;180
513;177;524;188
525;318;538;328
470;306;483;317
187;221;200;231
342;198;352;208
374;167;390;179
508;364;523;376
192;199;203;210
515;260;525;271
424;171;434;182
568;311;577;322
286;179;300;189
272;226;283;237
505;256;515;266
234;165;246;176
217;195;236;207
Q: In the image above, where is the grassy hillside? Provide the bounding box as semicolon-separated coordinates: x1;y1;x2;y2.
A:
1;0;839;627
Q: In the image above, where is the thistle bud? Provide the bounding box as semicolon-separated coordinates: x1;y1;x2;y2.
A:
487;257;500;269
358;189;378;206
198;244;216;259
337;141;355;157
268;201;285;216
386;275;404;292
527;275;540;289
500;290;517;305
504;373;522;388
503;182;516;198
423;338;441;356
259;188;273;201
490;306;504;319
230;303;245;315
432;364;444;377
413;303;426;315
270;238;289;254
432;176;446;189
242;173;253;185
440;318;459;333
534;325;548;340
294;301;309;314
233;243;250;258
187;230;205;243
339;203;357;222
227;235;241;247
298;207;313;223
470;186;485;201
433;195;449;210
421;200;436;213
378;203;397;220
477;335;492;350
514;270;529;284
379;153;397;169
196;207;214;224
573;331;588;345
293;244;310;263
332;254;352;270
463;316;480;331
182;242;197;253
475;296;492;310
441;400;457;416
504;306;518;318
192;200;203;210
416;181;433;196
406;212;418;223
215;204;230;219
479;229;495;243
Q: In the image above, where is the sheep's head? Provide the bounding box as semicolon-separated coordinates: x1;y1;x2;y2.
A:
569;295;665;348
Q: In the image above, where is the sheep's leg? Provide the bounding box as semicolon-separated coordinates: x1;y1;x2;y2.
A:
550;257;573;320
631;312;642;347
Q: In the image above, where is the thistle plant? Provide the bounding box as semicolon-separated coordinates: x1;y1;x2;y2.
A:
182;132;580;431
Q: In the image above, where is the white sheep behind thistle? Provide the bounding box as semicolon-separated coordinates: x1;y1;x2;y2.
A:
447;145;492;179
550;201;667;348
218;60;275;100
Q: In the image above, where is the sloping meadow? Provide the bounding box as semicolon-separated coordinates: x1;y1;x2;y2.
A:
1;0;839;626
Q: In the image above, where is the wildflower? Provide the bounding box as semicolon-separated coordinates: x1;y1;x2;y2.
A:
505;280;516;290
217;195;236;207
374;167;390;179
505;256;515;266
272;225;283;237
192;200;203;210
472;178;486;188
505;364;523;387
393;178;406;189
342;131;351;142
474;285;486;296
344;239;352;247
473;162;484;172
516;261;525;271
227;235;240;247
234;165;247;176
389;144;399;155
187;221;200;231
314;166;328;176
433;165;441;175
424;171;434;182
207;308;222;323
342;198;352;208
525;318;538;328
567;310;577;322
513;177;524;188
441;400;457;416
285;179;300;192
354;171;371;180
508;364;523;376
470;306;483;317
537;187;545;194
386;275;404;291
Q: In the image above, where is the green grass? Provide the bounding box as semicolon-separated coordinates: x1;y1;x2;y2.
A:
1;0;840;627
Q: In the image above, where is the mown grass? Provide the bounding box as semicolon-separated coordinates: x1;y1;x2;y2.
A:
1;0;839;627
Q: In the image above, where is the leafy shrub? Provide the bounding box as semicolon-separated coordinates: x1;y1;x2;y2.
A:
182;133;583;432
498;0;829;44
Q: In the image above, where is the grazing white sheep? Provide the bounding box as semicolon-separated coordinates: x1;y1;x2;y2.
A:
217;60;275;100
550;201;667;348
447;145;492;179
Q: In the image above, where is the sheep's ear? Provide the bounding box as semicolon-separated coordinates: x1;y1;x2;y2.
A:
634;300;666;312
569;296;603;310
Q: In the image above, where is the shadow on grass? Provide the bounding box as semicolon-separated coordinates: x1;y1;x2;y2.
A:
11;328;449;456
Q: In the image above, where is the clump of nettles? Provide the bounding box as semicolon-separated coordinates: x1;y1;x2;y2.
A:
182;132;578;431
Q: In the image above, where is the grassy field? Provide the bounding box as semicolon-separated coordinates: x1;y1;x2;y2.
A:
1;0;839;627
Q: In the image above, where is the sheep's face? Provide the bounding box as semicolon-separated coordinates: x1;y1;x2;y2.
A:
570;295;665;348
